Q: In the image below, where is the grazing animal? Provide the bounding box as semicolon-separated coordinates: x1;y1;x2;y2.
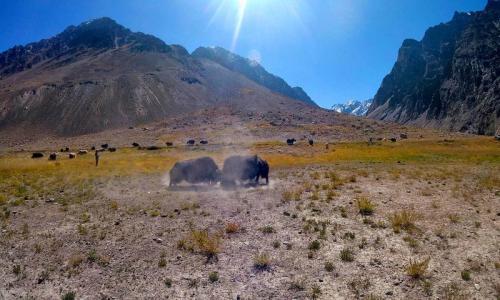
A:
286;138;296;146
308;139;314;146
166;142;173;147
222;155;269;186
108;147;117;152
390;138;397;142
69;153;76;159
78;150;88;155
169;157;221;186
200;140;208;145
91;146;96;150
146;146;160;150
400;133;408;139
101;144;109;149
48;153;57;161
31;152;44;159
132;142;140;147
186;139;195;145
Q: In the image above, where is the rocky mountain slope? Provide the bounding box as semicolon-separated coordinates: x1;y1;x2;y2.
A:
332;99;372;116
368;0;500;135
192;47;316;106
0;18;316;136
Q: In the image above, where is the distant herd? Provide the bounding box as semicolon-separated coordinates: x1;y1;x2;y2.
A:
28;135;420;161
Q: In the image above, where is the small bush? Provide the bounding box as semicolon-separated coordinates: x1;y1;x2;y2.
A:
189;230;221;260
158;257;167;268
308;240;321;251
68;254;84;268
254;253;271;271
110;200;118;210
406;257;430;279
61;291;76;300
260;225;275;234
357;197;375;215
448;214;460;223
403;236;419;248
164;278;172;288
225;222;240;234
289;278;306;291
460;270;471;281
208;271;219;283
272;240;280;249
87;249;98;263
324;261;334;272
310;284;322;299
340;248;354;262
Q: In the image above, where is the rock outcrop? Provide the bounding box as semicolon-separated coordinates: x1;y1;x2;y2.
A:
368;0;500;135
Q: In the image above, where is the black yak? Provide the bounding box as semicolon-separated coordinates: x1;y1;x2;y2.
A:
169;157;221;186
222;155;269;186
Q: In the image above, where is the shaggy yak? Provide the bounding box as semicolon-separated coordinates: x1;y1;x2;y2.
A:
222;155;269;186
169;157;221;186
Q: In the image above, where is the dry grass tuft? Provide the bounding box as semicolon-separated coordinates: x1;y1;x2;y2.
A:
356;196;375;215
389;210;419;233
253;252;271;271
406;257;430;279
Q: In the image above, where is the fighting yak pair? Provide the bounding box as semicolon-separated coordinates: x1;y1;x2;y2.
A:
169;155;269;187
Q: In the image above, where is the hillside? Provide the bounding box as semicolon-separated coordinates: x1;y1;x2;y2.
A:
368;0;500;135
0;18;316;136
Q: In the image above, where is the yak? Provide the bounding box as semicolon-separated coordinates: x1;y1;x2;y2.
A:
222;155;269;186
31;152;44;159
286;138;296;146
169;157;221;186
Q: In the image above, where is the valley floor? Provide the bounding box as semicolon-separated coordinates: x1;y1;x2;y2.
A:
0;137;499;299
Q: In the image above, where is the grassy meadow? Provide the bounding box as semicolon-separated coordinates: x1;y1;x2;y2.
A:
0;136;498;210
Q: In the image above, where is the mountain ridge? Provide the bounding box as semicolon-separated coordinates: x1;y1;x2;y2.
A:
332;99;372;116
0;17;317;136
368;0;499;135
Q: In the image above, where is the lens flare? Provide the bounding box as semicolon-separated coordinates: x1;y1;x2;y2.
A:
231;0;247;51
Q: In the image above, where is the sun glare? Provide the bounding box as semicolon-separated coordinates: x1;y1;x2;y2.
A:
231;0;248;50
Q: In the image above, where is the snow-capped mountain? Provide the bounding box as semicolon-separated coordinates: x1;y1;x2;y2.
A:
331;99;372;116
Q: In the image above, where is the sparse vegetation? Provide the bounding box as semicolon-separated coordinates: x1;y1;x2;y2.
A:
460;270;471;281
308;240;321;251
253;253;271;271
406;257;430;279
389;210;418;233
225;222;240;234
340;248;354;262
209;271;219;283
356;196;375;215
324;261;334;272
260;225;275;234
61;291;76;300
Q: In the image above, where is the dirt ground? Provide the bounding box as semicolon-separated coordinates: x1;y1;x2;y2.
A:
0;150;499;299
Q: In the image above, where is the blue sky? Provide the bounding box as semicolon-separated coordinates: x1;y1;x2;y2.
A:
0;0;486;107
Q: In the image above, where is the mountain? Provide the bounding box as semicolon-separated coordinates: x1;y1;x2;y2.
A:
367;0;500;135
0;18;316;136
332;99;372;116
192;47;316;106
